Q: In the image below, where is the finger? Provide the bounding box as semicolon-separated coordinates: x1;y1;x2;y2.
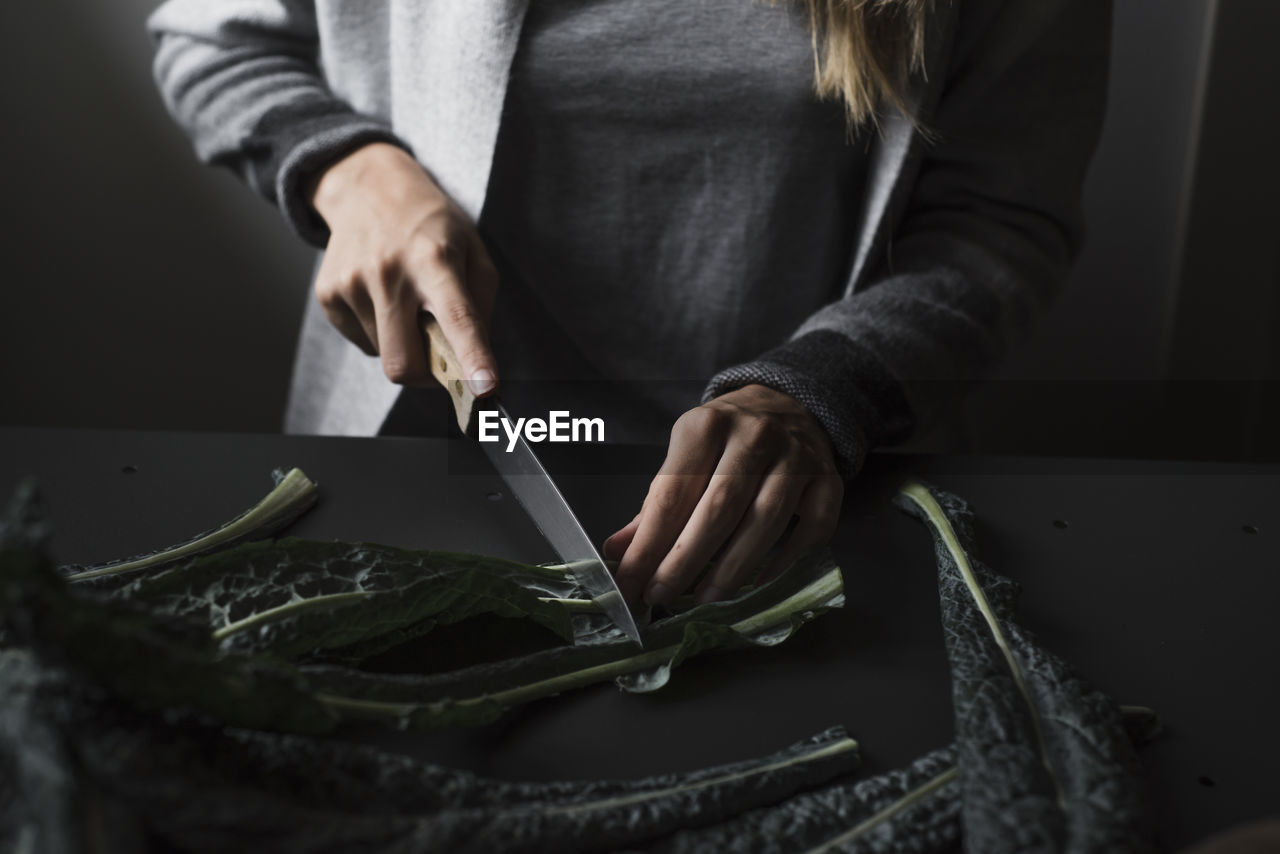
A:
371;277;432;386
614;474;709;607
760;474;844;583
643;437;770;607
320;295;377;356
614;409;728;605
467;237;500;323
417;242;499;397
346;285;380;358
315;257;379;356
695;470;808;603
603;512;642;561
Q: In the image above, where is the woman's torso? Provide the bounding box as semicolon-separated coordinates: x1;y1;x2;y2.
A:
477;0;867;440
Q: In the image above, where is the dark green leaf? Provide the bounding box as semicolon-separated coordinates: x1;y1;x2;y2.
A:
3;479;842;734
653;746;959;854
895;481;1150;853
1;651;860;854
109;539;581;660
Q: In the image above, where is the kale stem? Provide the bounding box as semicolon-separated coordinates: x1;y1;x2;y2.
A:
212;591;376;642
729;569;843;636
898;481;1066;810
537;597;598;612
67;468;318;582
314;567;844;718
803;766;959;853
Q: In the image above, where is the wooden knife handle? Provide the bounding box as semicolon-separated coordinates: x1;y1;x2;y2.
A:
422;316;478;434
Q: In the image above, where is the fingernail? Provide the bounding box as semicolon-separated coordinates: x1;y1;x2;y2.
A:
644;582;674;608
696;586;724;605
468;369;496;396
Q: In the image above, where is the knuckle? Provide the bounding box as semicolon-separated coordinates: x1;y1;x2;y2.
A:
315;273;349;306
443;299;479;330
613;561;644;584
381;356;420;385
701;405;732;430
740;414;778;445
655;491;686;517
619;545;660;577
674;406;720;440
648;488;685;519
651;566;689;592
316;286;340;310
702;482;733;517
653;545;696;580
755;488;790;520
418;236;463;269
382;364;409;385
338;273;368;304
631;546;664;572
669;415;695;444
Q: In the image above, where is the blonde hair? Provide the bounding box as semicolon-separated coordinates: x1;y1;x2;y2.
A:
783;0;932;128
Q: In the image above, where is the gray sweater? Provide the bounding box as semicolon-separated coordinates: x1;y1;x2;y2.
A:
478;0;869;445
148;0;1111;475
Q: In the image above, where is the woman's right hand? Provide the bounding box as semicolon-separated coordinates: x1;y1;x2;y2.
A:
309;142;500;396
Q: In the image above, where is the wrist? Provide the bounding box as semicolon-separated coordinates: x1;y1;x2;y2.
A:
308;141;418;225
703;362;869;478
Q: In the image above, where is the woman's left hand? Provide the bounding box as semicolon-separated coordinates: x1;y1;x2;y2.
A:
603;384;844;608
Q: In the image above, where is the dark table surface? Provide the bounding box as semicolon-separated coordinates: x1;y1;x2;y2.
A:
2;426;1277;850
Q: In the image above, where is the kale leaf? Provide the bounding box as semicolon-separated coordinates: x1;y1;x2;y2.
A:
896;481;1151;853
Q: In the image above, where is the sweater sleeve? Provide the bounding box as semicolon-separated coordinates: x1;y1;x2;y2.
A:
703;0;1112;477
148;0;410;246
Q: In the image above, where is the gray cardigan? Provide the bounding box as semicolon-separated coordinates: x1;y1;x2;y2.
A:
149;0;1110;474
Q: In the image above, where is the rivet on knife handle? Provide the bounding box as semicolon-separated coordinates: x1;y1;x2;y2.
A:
422;316;477;433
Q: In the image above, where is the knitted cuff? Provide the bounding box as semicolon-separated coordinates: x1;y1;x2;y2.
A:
702;331;914;478
246;100;412;247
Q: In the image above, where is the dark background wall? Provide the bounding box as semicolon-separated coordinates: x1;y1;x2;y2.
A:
2;0;1277;460
959;0;1280;463
0;0;314;433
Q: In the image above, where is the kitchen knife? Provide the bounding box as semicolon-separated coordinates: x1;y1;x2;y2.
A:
422;316;644;647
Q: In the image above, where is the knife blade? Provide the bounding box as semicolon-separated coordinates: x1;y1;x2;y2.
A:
477;400;643;646
422;317;644;647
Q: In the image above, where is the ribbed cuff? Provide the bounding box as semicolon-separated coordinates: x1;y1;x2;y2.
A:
702;331;915;478
246;100;412;247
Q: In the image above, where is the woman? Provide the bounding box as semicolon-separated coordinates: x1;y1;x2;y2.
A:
149;0;1109;608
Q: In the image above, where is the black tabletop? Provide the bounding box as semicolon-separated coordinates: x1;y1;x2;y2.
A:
2;427;1276;850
